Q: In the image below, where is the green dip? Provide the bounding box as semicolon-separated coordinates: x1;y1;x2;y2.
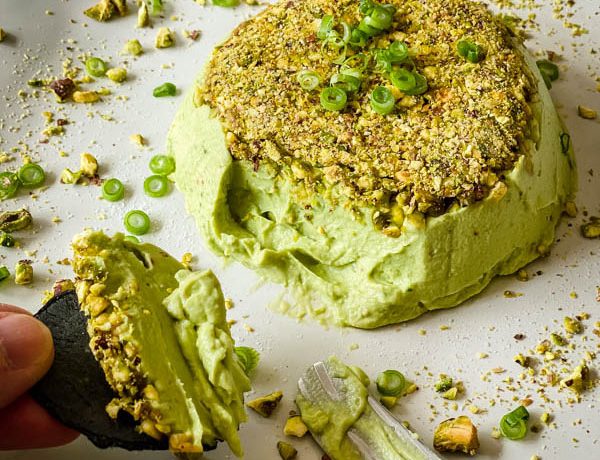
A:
168;47;576;329
72;231;250;456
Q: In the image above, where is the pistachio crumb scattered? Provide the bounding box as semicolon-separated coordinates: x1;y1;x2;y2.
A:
129;134;146;146
72;90;101;104
247;391;283;417
577;105;597;120
155;27;175;49
277;441;297;460
106;67;127;83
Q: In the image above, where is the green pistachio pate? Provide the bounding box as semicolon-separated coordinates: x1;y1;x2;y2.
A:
72;231;250;456
168;0;576;328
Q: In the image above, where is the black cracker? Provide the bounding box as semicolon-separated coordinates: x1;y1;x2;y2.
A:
30;291;168;451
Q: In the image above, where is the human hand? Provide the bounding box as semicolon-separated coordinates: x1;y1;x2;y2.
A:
0;304;79;449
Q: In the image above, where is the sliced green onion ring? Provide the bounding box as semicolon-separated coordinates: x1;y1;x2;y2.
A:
457;39;485;63
331;72;362;93
102;178;124;202
213;0;239;6
374;49;393;73
320;87;348;111
349;28;369;47
17;163;45;188
536;59;559;83
235;346;260;375
144;175;170;198
317;15;335;40
342;53;369;72
365;5;393;31
0;266;9;282
376;370;406;396
149;154;176;175
404;71;428;95
388;40;409;63
0;172;20;201
341;22;352;44
153;82;177;97
85;57;108;77
124;210;150;235
357;18;379;37
390;68;417;92
370;86;396;115
297;70;321;91
359;0;375;15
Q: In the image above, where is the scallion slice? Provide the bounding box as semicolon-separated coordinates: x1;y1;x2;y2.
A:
17;163;45;188
365;5;394;31
331;72;362;93
404;71;428;95
359;0;375;15
390;68;416;92
320;87;348;111
374;49;393;73
388;40;409;63
85;57;108;77
457;39;485;63
317;15;335;40
349;28;369;47
0;172;20;201
235;346;260;375
499;406;529;440
149;154;176;175
152;0;164;14
153;82;177;97
370;86;396;115
0;266;9;282
341;21;353;44
376;370;406;396
144;174;169;198
297;70;321;91
342;53;369;72
102;178;124;202
213;0;239;6
124;210;150;235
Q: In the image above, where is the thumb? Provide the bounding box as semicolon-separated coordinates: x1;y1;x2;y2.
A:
0;312;54;408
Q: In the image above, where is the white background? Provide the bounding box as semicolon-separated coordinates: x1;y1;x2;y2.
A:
0;0;599;459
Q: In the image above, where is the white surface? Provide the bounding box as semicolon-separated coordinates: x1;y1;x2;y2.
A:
0;1;599;459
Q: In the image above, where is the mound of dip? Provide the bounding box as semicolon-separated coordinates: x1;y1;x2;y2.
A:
168;0;576;328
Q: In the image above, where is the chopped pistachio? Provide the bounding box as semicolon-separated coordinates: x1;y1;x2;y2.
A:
193;85;205;107
434;375;453;393
277;441;297;460
123;39;143;56
60;168;83;184
283;415;308;437
15;260;33;285
0;28;6;42
129;133;146;146
84;0;116;22
0;231;15;247
560;363;589;394
564;316;582;334
540;412;551;424
137;1;150;27
564;201;577;218
0;209;33;233
550;332;566;346
516;269;529;281
442;387;458;400
42;125;64;137
184;29;201;41
581;221;600;239
80;153;98;177
155;27;175;48
380;395;398;409
434;416;479;456
577;105;597;120
49;78;76;101
72;91;101;103
514;353;529;367
247;391;283;417
106;67;127;82
111;0;128;15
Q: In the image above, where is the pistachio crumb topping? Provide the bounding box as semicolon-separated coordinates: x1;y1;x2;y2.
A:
202;0;537;226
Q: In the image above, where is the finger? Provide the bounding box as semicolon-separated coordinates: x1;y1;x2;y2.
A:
0;304;32;315
0;313;54;408
0;394;79;450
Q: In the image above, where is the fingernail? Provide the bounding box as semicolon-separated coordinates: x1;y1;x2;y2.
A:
0;313;52;371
